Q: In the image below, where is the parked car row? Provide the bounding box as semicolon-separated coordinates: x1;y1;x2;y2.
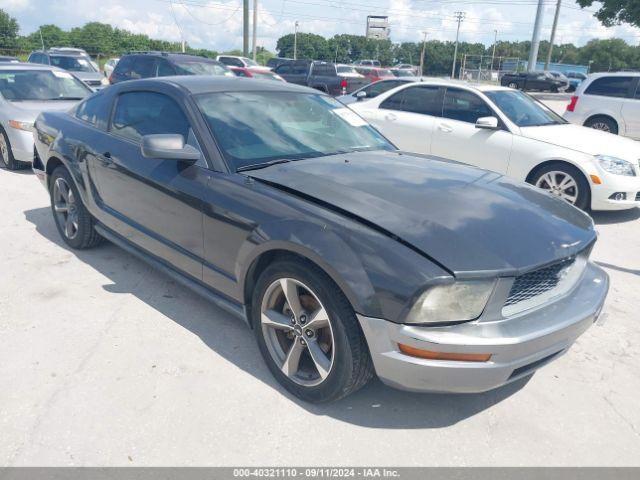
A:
349;77;640;211
29;76;609;403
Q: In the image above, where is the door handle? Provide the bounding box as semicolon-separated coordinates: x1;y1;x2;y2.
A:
385;112;397;121
438;123;453;133
100;152;113;166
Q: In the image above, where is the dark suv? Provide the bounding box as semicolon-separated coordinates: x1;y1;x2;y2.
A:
109;52;232;84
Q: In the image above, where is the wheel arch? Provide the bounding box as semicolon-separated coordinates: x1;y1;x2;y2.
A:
525;159;592;207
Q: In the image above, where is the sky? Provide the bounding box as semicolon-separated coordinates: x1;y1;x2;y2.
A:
4;0;640;54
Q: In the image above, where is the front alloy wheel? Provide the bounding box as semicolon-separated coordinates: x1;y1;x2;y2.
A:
252;259;373;402
260;278;335;386
535;170;579;204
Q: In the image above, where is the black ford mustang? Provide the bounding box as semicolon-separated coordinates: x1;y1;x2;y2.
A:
33;76;608;402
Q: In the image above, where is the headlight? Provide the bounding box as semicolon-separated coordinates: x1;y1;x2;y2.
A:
596;155;636;176
101;77;109;86
8;120;34;132
405;280;496;325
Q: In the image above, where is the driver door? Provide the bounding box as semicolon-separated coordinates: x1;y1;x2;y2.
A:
92;89;208;279
431;87;513;174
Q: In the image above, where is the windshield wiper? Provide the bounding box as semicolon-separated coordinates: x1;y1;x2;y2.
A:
236;158;293;172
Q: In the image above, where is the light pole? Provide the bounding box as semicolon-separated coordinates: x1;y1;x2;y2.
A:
490;30;497;77
527;0;545;71
419;31;427;77
294;21;299;60
451;11;465;79
252;0;258;61
545;0;562;71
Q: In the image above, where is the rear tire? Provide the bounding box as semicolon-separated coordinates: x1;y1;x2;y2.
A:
0;127;29;170
507;82;518;89
530;163;590;211
584;116;618;135
49;166;102;249
251;258;374;403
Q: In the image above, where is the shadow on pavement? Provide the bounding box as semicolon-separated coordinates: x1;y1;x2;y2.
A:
24;206;529;429
591;208;640;225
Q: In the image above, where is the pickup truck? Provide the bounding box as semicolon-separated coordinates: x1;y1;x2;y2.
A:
273;60;369;96
500;71;568;92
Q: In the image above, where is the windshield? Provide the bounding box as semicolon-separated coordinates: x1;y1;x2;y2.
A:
485;90;565;127
0;69;90;101
174;60;230;76
49;55;96;72
196;91;394;170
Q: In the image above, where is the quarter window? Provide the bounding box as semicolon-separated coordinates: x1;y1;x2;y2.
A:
380;85;443;117
75;92;110;127
584;76;634;98
129;57;157;79
110;91;191;143
443;88;493;124
157;60;176;77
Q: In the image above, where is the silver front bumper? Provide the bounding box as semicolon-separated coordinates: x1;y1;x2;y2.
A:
358;262;608;394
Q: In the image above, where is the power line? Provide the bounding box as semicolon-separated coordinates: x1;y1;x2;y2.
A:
451;11;465;78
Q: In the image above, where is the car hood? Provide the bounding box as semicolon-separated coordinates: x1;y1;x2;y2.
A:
247;151;595;277
520;123;640;161
6;100;79;122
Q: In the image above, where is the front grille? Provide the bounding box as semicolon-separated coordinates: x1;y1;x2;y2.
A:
505;258;575;307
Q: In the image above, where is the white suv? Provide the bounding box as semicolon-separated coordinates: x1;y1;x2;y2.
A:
564;72;640;139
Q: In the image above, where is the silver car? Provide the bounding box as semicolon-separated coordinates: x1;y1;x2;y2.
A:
0;63;91;170
27;48;108;91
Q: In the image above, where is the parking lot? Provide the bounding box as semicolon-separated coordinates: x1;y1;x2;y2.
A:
1;119;640;466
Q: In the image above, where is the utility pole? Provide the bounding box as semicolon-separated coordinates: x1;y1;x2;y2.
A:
545;0;562;70
451;11;465;79
243;0;249;56
293;21;299;60
419;31;427;77
252;0;258;61
491;29;497;75
39;28;45;50
527;0;545;71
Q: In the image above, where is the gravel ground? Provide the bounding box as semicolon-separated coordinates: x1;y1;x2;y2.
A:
1;139;639;466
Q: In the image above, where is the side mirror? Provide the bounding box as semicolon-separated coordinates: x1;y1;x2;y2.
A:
475;116;499;130
355;91;367;101
141;134;200;162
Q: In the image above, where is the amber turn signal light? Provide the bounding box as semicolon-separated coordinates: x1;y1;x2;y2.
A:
398;343;491;362
590;175;602;185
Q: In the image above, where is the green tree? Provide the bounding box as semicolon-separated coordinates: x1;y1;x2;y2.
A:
0;8;19;49
26;25;68;49
276;32;330;60
576;0;640;28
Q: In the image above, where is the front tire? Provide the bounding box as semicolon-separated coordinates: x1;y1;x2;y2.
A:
49;166;102;249
531;163;590;210
251;258;373;403
0;127;28;170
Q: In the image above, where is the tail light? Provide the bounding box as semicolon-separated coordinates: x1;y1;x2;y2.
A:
108;73;114;85
340;78;347;95
566;95;578;112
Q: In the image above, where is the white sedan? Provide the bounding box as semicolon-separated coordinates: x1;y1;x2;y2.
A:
350;79;640;211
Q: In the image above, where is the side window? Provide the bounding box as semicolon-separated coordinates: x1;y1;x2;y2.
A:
75;92;110;128
361;80;399;98
443;88;493;124
157;59;176;77
110;91;191;143
275;64;291;74
292;63;308;74
219;57;243;67
585;76;634;98
112;56;134;78
130;57;157;79
380;89;405;111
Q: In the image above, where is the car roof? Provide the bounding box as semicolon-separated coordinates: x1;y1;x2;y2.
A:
587;71;640;78
400;77;513;93
143;75;320;95
122;52;218;62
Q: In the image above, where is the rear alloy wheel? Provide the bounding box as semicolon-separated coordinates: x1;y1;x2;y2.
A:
507;82;518;89
532;164;589;210
49;166;102;249
584;116;618;135
252;259;373;402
